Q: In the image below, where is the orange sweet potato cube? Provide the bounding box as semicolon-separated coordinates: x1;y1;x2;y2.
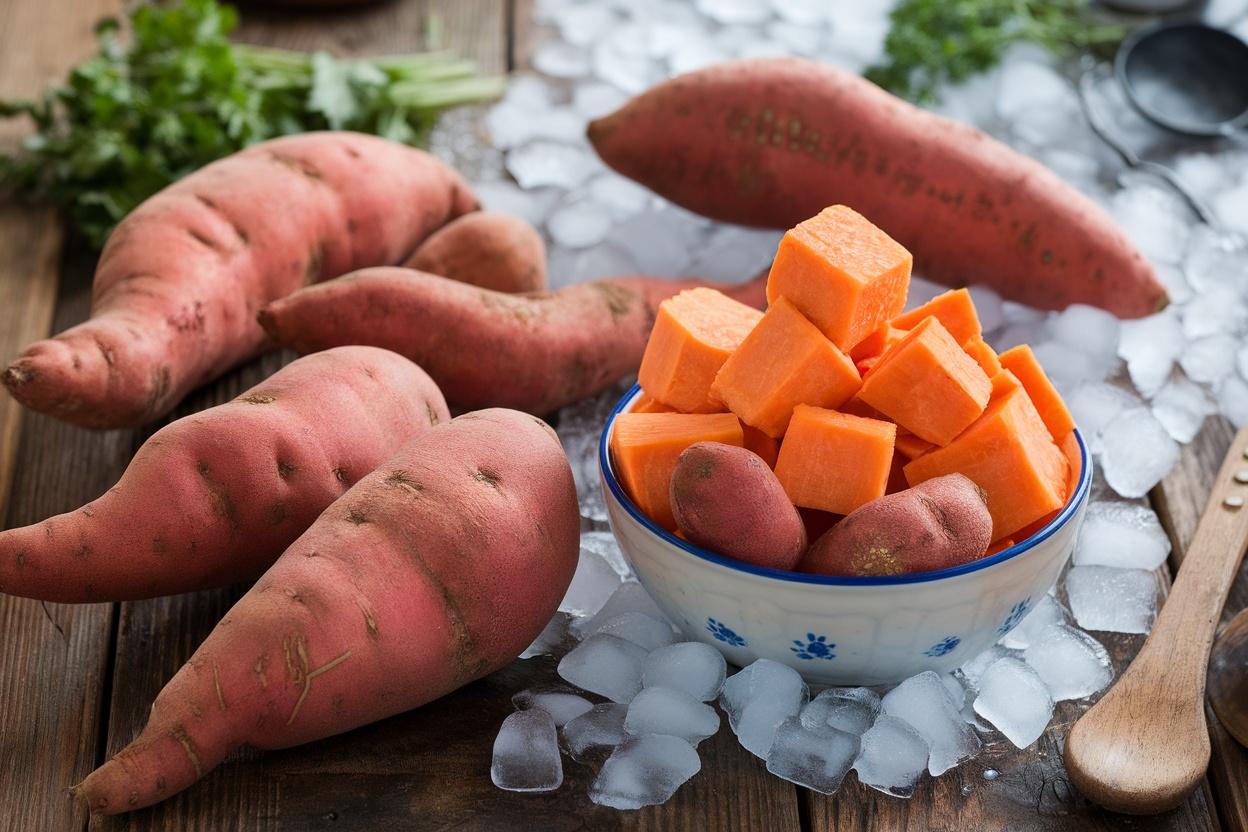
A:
765;205;912;353
609;411;745;532
773;405;896;515
710;296;862;439
857;315;992;446
890;287;982;344
638;287;764;413
902;386;1070;542
961;333;1002;378
998;344;1077;442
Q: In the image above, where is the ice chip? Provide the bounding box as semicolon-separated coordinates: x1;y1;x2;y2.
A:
1072;499;1171;570
972;657;1054;748
624;685;721;745
720;659;810;757
512;688;595;727
558;632;650;703
1065;565;1159;634
641;641;728;701
800;686;881;736
766;716;860;794
1022;623;1113;701
852;714;930;798
491;708;563;792
589;734;702;809
881;671;981;775
1097;407;1180;498
561;702;629;759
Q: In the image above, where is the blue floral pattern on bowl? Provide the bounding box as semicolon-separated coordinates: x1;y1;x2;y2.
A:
997;597;1033;636
925;636;961;658
791;633;836;661
707;618;747;647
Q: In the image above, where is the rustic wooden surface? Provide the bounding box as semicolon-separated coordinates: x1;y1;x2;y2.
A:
0;1;1246;831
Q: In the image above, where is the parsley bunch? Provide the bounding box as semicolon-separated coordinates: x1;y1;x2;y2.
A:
864;0;1125;104
0;0;504;248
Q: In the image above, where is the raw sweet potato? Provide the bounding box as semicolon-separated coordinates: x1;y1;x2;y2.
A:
587;57;1167;319
2;131;479;429
256;267;769;415
402;210;547;293
0;346;450;603
798;473;992;577
670;441;806;571
71;408;580;814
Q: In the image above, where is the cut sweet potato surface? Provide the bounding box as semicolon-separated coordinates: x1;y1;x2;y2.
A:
773;405;896;516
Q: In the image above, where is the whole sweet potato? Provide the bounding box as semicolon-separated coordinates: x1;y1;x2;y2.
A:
0;346;449;603
71;408;580;815
798;473;992;577
3;131;478;429
256;267;768;415
670;441;806;571
587;58;1166;319
403;210;547;293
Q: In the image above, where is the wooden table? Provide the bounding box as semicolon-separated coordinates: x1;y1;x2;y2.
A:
1;1;1246;830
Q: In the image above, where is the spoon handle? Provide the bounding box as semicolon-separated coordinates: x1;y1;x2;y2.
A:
1063;421;1248;815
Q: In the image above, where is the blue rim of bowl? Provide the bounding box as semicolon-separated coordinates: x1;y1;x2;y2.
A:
598;383;1093;587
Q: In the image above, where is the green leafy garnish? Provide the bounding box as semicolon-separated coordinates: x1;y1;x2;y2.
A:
0;0;505;248
864;0;1125;104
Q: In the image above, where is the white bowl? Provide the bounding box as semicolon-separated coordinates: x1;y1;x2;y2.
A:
599;384;1092;687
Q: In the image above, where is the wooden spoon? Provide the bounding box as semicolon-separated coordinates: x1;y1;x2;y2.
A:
1063;421;1248;815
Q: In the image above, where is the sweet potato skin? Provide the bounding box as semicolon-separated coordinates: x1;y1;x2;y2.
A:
797;473;992;577
2;131;479;429
587;58;1166;319
0;345;450;603
403;210;547;293
71;408;581;815
256;266;769;415
670;441;806;571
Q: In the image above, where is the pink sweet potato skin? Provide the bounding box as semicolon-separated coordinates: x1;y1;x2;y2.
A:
798;473;992;577
670;441;806;571
2;131;479;429
587;58;1166;319
71;408;580;815
0;345;449;603
402;210;547;293
256;266;769;415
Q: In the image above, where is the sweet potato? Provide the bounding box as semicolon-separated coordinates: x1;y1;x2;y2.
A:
798;473;992;577
71;408;580;814
402;210;547;293
587;57;1167;319
256;267;769;416
670;441;806;571
0;346;449;603
2;131;479;429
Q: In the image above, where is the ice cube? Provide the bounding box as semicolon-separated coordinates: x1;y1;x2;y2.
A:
668;35;731;75
852;714;930;798
1047;304;1122;382
695;0;772;25
572;82;630;121
1110;182;1191;266
1219;374;1248;428
999;593;1069;649
1212;180;1248;237
609;209;697;276
769;0;829;26
585;611;680;651
491;708;563;792
1182;284;1248;340
512;688;595;727
554;3;618;46
720;659;810;758
1065;381;1147;455
520;612;573;659
506;141;600;190
996;58;1083;147
559;537;627;620
532;41;592;79
587;173;656;219
1072;499;1171;571
1118;308;1185;399
683;224;785;283
1030;339;1097;390
561;702;629;759
548;200;614;249
1022;623;1113;701
972;657;1055;749
641;641;728;701
1184;224;1248;293
591;28;658;94
1151;375;1216;443
800;686;881;736
1065;565;1159;634
473;179;560;227
881;671;981;776
957;644;1020;691
576;581;673;637
1097;406;1180;498
589;734;702;809
766;716;860;794
558;632;651;703
1180;333;1239;386
624;685;721;745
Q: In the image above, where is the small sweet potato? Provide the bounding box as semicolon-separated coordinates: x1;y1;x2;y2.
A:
798;473;992;577
670;441;806;571
71;408;581;814
256;266;769;415
2;131;479;429
402;210;547;293
587;57;1166;319
0;345;449;603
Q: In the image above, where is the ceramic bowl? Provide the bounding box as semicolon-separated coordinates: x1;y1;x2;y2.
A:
598;384;1092;687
